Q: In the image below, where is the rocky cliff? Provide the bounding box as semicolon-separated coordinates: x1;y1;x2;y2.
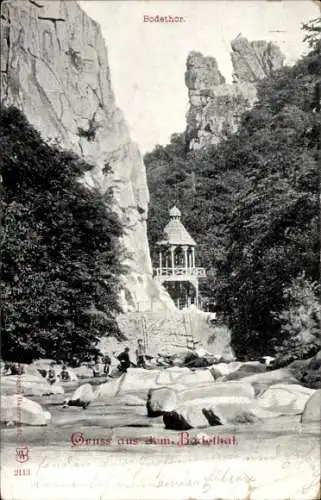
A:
1;0;174;313
231;36;285;83
185;37;285;149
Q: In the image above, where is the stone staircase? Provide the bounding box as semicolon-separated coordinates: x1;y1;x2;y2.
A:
118;312;196;355
99;309;233;361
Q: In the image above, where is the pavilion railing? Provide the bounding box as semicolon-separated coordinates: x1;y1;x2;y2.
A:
154;267;206;278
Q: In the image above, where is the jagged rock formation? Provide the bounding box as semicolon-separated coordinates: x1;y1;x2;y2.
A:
185;37;285;149
0;0;174;312
185;52;226;90
231;36;285;83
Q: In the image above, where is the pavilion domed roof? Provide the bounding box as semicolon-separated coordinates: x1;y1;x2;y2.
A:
158;206;196;247
169;205;181;218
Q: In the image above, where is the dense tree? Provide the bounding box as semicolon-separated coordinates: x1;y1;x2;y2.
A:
272;274;321;362
0;107;125;364
146;18;320;359
218;22;320;357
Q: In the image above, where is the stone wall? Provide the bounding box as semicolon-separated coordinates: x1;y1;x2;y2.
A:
99;310;234;360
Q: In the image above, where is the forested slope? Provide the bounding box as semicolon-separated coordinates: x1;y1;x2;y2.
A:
1;108;124;363
145;19;320;360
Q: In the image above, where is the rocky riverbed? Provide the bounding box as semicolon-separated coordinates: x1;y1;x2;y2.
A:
1;369;320;500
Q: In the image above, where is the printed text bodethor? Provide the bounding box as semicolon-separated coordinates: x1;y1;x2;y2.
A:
143;15;186;23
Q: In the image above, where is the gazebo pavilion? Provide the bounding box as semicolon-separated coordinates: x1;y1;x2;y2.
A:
153;206;206;309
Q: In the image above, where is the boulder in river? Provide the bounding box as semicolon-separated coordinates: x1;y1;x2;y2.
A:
164;404;209;429
203;401;266;426
74;365;94;379
209;361;242;378
301;389;321;423
1;395;51;426
155;367;214;388
118;368;164;395
238;368;299;395
258;383;315;415
94;376;124;401
69;383;95;407
163;397;280;429
31;359;55;376
21;364;45;378
147;387;179;416
1;374;64;396
147;381;255;416
95;367;215;401
220;361;266;381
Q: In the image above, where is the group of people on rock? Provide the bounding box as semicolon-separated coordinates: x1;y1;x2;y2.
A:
0;339;149;381
92;355;112;377
2;362;25;376
47;362;71;384
117;339;147;373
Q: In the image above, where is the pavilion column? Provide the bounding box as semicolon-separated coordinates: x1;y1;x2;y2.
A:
183;246;188;272
170;246;176;275
192;247;195;268
159;249;162;272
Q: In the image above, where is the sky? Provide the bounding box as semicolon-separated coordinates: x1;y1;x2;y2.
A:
79;1;318;153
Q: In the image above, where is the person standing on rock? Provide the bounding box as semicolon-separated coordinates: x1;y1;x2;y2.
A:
136;339;147;368
92;356;103;377
102;354;111;376
117;347;131;373
48;362;57;385
60;365;71;381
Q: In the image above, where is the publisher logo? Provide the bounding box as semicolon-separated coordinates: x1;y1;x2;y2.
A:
15;447;29;463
